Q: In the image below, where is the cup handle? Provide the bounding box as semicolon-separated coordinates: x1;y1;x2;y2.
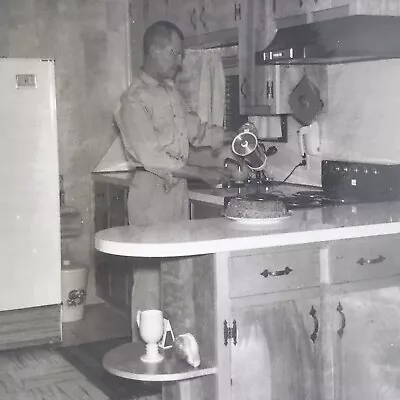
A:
136;310;141;328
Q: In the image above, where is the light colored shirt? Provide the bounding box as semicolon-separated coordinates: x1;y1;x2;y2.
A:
114;70;222;186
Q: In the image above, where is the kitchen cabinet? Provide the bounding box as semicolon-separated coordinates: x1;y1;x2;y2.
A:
274;0;400;27
93;179;132;316
231;296;322;400
273;0;309;20
167;0;240;40
161;233;400;400
142;0;167;28
329;287;400;400
166;0;200;38
227;246;322;399
239;0;302;115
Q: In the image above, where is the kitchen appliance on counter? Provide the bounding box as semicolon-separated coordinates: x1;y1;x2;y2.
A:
231;122;278;171
224;160;400;210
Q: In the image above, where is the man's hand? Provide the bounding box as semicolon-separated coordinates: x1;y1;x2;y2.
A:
200;166;233;187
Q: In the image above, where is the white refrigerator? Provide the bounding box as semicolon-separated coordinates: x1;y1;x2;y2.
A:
0;58;61;311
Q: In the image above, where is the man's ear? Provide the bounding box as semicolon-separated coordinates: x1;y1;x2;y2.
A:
148;44;159;58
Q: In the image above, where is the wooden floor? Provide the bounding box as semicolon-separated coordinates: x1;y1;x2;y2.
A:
0;303;160;400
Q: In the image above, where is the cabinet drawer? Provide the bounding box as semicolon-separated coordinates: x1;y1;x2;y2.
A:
229;248;320;298
329;236;400;284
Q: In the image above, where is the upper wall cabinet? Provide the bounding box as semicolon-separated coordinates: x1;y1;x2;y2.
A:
167;0;241;41
274;0;400;27
142;0;168;28
239;0;302;115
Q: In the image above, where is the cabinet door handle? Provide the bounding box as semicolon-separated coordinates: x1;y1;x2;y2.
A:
240;78;247;99
357;255;386;266
199;6;207;29
260;266;292;278
234;3;241;21
314;0;318;4
309;305;319;343
299;0;303;7
190;8;197;30
337;302;346;338
266;80;274;100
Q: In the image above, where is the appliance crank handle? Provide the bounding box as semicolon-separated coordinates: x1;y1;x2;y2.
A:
265;146;277;157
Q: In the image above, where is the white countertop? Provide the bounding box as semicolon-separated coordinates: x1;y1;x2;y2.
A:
187;183;320;205
95;201;400;258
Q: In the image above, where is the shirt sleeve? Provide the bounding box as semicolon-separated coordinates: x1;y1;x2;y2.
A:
187;114;224;150
184;105;225;150
117;94;185;184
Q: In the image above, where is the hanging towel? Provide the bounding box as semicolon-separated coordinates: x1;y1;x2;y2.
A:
176;48;225;129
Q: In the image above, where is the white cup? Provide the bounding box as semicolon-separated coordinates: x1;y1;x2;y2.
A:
136;309;164;363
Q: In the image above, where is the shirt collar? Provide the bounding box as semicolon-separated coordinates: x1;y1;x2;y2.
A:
139;69;160;86
139;69;175;89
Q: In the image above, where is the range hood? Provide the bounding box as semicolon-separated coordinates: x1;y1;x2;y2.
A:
255;15;400;65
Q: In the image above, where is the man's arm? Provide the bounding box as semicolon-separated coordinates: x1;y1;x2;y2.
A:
117;95;231;186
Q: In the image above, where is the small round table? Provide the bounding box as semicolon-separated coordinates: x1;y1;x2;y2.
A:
103;342;217;400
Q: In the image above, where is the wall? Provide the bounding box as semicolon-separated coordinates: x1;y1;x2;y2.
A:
266;59;400;186
191;59;400;187
0;0;130;303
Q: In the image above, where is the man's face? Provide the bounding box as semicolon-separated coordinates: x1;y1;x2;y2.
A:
153;32;184;81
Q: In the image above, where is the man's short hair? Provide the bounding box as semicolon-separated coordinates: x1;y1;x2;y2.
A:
143;21;184;55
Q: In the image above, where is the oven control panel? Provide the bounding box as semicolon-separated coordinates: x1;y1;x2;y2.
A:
321;160;400;200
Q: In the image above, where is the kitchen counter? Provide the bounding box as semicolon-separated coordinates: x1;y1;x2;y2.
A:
94;174;400;400
95;200;400;257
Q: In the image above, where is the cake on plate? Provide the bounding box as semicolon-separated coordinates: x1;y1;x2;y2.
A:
224;197;288;219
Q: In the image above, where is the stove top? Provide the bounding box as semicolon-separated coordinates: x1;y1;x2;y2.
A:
224;160;400;210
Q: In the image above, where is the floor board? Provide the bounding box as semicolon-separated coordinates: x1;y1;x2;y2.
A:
0;303;160;400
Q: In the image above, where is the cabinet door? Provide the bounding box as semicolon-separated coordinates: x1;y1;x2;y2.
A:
109;255;134;316
274;0;308;19
94;182;109;232
330;287;400;400
238;0;262;113
167;0;201;38
129;0;145;75
231;297;322;400
205;0;240;32
143;0;167;28
239;0;296;115
109;185;128;227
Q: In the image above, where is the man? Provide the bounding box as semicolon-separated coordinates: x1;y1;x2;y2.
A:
114;21;231;340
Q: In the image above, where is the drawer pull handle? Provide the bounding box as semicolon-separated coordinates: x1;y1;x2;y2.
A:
190;8;197;30
337;302;346;338
199;6;207;29
260;266;292;278
309;305;319;343
357;255;386;266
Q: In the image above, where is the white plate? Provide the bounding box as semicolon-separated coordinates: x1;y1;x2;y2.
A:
225;214;291;225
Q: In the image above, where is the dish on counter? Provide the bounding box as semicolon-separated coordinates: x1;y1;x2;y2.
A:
223;197;289;221
225;214;291;224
